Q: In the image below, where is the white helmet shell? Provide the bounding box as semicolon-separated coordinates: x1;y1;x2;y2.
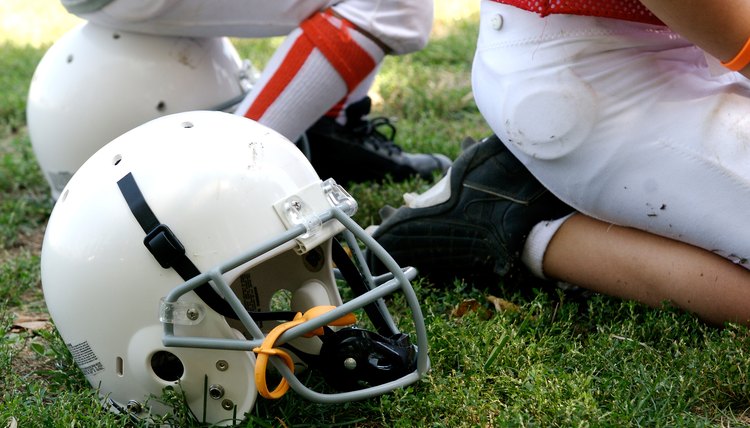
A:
41;111;428;425
27;22;255;200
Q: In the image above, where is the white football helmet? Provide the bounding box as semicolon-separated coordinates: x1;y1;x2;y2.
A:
27;21;256;201
41;111;429;425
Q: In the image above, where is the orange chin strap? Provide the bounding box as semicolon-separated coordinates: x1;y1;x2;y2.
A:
253;305;356;399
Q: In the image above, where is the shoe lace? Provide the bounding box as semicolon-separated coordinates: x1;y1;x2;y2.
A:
349;116;403;155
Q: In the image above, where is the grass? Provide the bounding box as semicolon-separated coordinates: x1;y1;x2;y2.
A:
2;1;750;427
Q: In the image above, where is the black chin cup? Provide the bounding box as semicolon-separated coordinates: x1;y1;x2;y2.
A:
318;327;417;391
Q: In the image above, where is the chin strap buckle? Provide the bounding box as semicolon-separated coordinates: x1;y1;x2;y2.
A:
318;328;417;391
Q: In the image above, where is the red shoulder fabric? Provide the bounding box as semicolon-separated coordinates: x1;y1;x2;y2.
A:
491;0;665;26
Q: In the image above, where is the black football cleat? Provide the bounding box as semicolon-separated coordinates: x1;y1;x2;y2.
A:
369;135;574;284
303;96;451;184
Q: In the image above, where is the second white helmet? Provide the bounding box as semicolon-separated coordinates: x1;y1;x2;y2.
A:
27;21;256;200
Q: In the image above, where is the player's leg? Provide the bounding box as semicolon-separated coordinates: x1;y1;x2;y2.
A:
541;214;750;326
235;1;451;183
470;2;750;324
68;0;451;182
474;2;750;271
67;0;327;37
370;137;750;326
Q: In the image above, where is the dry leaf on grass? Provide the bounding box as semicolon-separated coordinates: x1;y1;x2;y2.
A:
486;295;520;313
451;295;522;320
10;314;52;333
451;298;481;317
451;298;492;320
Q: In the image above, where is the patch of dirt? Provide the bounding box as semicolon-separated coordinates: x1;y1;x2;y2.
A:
3;224;55;383
21;226;44;253
5;312;56;382
1;226;45;264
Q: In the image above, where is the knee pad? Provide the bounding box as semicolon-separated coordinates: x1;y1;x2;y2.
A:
502;69;597;160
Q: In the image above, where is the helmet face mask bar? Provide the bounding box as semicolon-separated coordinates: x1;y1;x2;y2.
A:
41;111;429;425
157;201;428;400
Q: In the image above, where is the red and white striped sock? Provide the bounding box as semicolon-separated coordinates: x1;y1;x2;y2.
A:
235;10;385;140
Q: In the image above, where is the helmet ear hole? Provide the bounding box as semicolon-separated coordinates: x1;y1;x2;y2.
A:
151;350;184;382
302;247;325;272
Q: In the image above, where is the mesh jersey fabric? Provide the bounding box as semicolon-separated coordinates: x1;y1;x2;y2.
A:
491;0;664;25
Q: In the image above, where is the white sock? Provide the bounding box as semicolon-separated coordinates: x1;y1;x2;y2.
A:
521;213;575;279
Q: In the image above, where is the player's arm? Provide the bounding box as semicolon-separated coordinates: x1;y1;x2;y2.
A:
639;0;750;74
